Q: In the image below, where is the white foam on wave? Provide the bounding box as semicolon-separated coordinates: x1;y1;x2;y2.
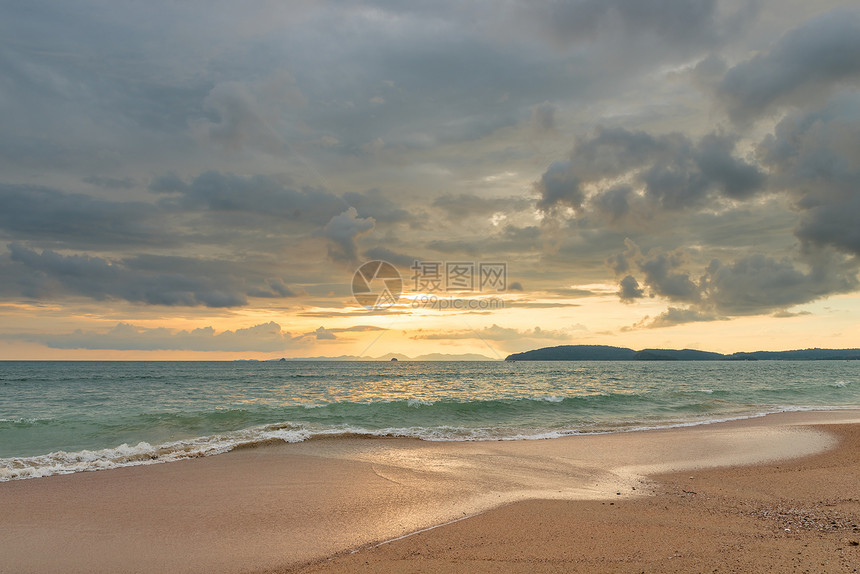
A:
5;405;858;482
0;423;314;482
407;398;434;407
532;396;565;403
0;417;46;424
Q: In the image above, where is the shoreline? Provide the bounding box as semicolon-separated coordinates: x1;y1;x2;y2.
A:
295;419;860;573
1;410;858;573
5;405;859;482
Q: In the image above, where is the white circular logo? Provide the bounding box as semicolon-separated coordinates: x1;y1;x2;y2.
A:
352;260;402;309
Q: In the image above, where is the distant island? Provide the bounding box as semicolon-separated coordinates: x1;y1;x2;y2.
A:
505;345;860;361
270;352;497;362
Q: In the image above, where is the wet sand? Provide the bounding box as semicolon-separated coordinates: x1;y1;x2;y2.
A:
1;410;858;573
295;417;860;573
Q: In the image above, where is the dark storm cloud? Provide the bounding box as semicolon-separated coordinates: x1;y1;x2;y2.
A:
282;0;758;156
0;4;214;179
537;127;765;214
246;279;299;299
0;185;168;248
794;195;860;256
286;19;554;151
532;0;727;48
757;93;860;257
2;0;858;324
591;185;635;222
535;161;584;211
0;167;426;306
5;244;300;308
719;8;860;122
321;208;375;264
694;132;766;200
613;241;859;325
151;171;349;225
0;0;754;182
638;250;702;303
82;175;137;190
701;253;858;315
617;275;644;301
343;189;416;225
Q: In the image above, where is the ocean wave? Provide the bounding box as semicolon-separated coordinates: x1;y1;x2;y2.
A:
7;405;857;481
0;417;53;425
407;398;434;407
0;423;314;481
0;423;596;481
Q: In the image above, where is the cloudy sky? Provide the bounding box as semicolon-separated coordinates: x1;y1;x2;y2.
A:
2;0;859;359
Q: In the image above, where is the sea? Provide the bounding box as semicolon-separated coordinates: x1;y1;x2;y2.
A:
1;360;858;481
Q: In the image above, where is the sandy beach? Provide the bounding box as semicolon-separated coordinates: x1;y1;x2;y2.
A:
1;410;858;574
296;416;860;574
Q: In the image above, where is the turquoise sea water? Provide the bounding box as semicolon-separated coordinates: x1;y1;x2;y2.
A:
1;360;858;480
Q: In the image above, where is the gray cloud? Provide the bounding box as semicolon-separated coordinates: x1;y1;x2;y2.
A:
638;250;702;303
312;326;337;340
1;0;858;336
307;325;387;340
433;194;532;222
8;322;298;352
527;0;754;52
719;8;860;122
531;102;557;134
5;243;298;307
591;185;635;222
425;224;543;257
701;253;858;315
794;194;860;256
758;94;860;256
772;310;812;318
247;279;299;299
613;241;859;323
322;208;375;264
191;80;291;154
82;175;137;190
343;189;416;225
637;307;725;329
535;161;584;212
617;275;645;301
151;171;348;225
537;127;765;214
0;185;168;248
362;246;416;268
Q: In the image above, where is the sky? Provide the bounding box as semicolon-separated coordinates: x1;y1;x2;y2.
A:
1;0;860;360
